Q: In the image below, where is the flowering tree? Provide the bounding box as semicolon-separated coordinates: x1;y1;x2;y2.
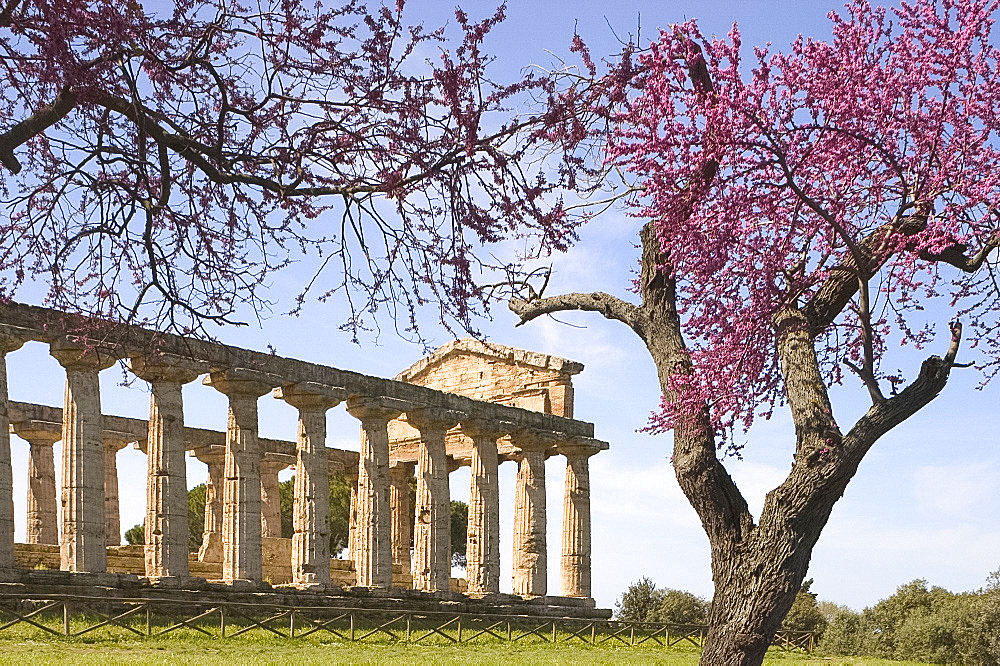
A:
511;1;1000;663
0;0;584;338
5;0;1000;664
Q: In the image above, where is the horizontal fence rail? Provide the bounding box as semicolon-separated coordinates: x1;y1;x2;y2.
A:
0;594;814;652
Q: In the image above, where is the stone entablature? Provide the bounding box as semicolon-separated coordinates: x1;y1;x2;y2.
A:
0;302;592;438
0;301;607;604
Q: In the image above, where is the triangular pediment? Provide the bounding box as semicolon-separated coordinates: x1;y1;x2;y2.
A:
395;338;583;384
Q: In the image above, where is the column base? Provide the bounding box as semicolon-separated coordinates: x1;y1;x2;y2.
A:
197;533;223;562
145;575;207;589
210;578;271;592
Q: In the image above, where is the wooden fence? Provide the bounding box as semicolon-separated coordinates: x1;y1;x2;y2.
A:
0;593;814;651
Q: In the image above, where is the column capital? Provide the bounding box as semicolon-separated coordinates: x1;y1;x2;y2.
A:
102;430;135;451
49;338;117;370
261;452;294;471
275;382;346;410
390;460;415;473
10;420;61;446
460;418;514;440
129;355;204;384
204;367;281;398
346;395;411;422
405;407;465;431
0;334;24;355
190;446;226;466
510;429;563;454
557;437;609;459
0;323;33;352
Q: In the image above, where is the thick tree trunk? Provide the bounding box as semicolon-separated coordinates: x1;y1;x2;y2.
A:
633;223;960;666
511;221;961;666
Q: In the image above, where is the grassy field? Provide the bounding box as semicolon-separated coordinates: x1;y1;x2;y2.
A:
0;610;931;665
0;635;933;665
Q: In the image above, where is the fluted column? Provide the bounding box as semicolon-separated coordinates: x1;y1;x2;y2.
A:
131;358;200;578
389;462;414;569
511;431;550;597
277;383;344;588
205;368;279;584
559;440;601;598
14;423;60;545
196;452;224;562
346;465;359;564
259;459;284;539
462;419;503;595
409;408;463;592
102;435;130;546
345;396;407;588
0;335;24;570
51;341;115;573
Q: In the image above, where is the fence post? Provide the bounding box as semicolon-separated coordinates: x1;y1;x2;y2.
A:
220;605;226;638
290;609;295;638
457;614;462;643
62;602;69;636
350;612;355;642
146;603;151;636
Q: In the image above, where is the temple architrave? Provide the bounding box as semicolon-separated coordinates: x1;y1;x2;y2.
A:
0;302;608;605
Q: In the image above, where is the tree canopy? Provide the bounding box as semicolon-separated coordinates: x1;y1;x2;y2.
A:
0;0;584;337
604;0;1000;437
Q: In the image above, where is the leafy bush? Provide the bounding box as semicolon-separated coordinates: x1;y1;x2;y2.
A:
782;579;828;637
615;578;708;624
818;572;1000;664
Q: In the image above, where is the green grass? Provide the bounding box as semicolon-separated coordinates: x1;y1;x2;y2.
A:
0;611;931;665
0;635;934;665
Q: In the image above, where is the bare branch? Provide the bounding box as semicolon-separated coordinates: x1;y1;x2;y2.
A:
843;321;963;459
509;292;641;329
921;232;999;272
0;87;78;174
801;214;927;337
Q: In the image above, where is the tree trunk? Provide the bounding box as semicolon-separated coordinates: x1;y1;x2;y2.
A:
511;221;961;666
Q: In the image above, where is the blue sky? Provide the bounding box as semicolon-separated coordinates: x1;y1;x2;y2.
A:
5;0;999;612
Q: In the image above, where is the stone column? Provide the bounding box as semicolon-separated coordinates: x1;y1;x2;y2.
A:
409;408;462;592
205;368;279;585
13;423;60;545
276;383;344;588
346;464;359;564
463;419;503;595
0;335;24;570
345;396;407;588
131;358;200;578
51;341;115;573
259;459;284;539
511;431;549;597
389;462;414;569
102;434;130;546
559;440;601;598
196;451;224;562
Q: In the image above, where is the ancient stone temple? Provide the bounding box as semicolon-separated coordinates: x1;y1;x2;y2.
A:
0;302;607;606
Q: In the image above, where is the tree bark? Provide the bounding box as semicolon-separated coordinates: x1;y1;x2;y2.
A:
510;220;964;666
